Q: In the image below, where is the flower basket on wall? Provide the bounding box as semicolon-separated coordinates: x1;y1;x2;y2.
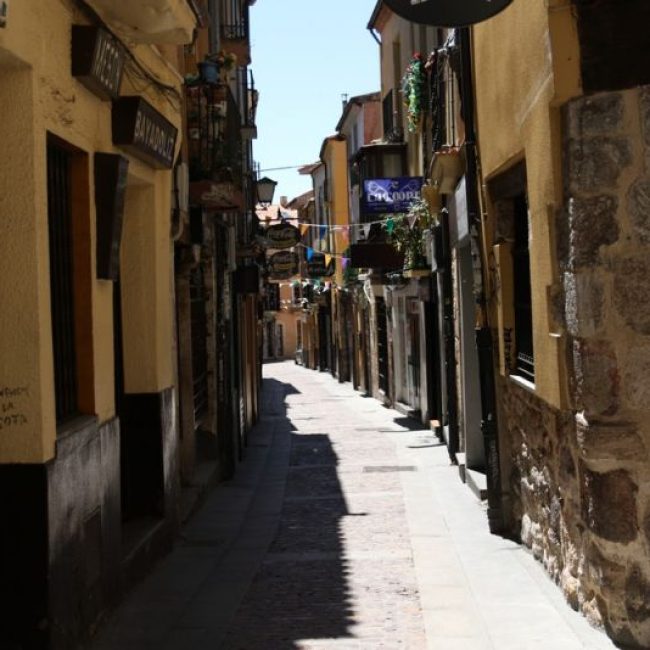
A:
384;197;439;274
402;53;426;134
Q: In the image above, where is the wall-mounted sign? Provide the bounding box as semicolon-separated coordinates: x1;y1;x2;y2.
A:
349;243;403;269
269;251;299;280
95;153;129;281
256;223;300;250
112;96;178;169
189;180;245;211
0;1;8;28
382;0;513;27
307;253;335;278
72;26;125;100
361;177;423;215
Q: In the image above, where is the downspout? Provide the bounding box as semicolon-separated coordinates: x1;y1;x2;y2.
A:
457;26;504;534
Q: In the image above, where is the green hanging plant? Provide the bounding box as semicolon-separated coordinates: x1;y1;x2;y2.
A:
402;53;426;133
383;198;439;270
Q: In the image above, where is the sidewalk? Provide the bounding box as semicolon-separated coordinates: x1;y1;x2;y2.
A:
89;361;617;650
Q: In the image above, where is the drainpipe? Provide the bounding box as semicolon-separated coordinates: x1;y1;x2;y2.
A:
457;27;504;534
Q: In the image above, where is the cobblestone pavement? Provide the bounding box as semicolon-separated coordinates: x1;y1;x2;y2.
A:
220;365;426;650
90;361;617;650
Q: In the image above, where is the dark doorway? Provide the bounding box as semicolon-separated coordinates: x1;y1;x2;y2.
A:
376;297;390;394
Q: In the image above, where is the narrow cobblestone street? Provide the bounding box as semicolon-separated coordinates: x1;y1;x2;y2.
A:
90;362;616;650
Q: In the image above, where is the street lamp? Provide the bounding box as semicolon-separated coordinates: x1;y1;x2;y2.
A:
256;176;278;206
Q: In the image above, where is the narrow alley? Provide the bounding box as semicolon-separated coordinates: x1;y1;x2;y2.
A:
90;361;614;650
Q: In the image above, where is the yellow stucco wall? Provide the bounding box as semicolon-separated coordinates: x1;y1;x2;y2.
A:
0;2;184;462
473;0;581;409
322;138;349;287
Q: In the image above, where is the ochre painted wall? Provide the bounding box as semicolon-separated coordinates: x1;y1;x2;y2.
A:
0;2;183;462
473;0;581;409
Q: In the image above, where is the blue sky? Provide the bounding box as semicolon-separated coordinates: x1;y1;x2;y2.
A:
250;0;380;202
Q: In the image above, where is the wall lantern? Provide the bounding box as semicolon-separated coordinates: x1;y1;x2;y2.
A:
256;176;278;206
382;0;513;27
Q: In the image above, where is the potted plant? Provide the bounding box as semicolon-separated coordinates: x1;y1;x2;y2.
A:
199;50;238;84
384;198;438;276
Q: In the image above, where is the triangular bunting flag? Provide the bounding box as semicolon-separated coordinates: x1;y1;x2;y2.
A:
325;254;332;267
408;215;417;229
306;247;314;261
361;223;370;239
320;224;327;240
299;223;309;237
342;257;349;271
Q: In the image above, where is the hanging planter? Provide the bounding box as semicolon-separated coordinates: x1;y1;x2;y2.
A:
402;53;426;133
198;60;220;84
384;197;439;273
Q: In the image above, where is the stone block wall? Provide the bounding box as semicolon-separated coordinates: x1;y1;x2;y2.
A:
504;85;650;648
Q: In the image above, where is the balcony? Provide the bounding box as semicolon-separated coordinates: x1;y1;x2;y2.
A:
219;0;251;65
186;82;245;210
86;0;197;43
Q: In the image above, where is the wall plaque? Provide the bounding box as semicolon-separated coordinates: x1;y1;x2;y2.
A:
112;96;178;169
71;26;125;100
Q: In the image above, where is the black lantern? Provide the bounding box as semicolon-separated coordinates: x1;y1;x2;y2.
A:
256;176;278;206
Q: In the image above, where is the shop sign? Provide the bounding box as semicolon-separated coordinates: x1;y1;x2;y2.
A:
72;26;125;100
361;177;423;215
269;251;299;280
382;0;513;27
348;243;403;269
189;180;245;211
112;97;178;169
307;254;335;278
257;223;300;250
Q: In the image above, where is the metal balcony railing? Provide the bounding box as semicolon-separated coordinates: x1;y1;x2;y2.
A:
186;82;243;183
220;0;249;41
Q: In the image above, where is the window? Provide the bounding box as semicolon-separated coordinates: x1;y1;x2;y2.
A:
488;161;534;383
47;140;78;423
512;193;534;381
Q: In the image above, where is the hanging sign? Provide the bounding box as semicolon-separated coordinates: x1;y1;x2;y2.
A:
189;180;245;211
307;253;335;278
269;251;299;280
361;177;423;215
71;26;125;100
257;223;300;250
382;0;513;27
112;97;178;169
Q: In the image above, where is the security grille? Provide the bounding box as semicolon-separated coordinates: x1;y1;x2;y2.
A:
190;266;209;427
47;141;78;423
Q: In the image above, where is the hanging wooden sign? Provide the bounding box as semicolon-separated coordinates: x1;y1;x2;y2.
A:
307;253;335;279
269;251;299;280
257;222;300;250
382;0;513;27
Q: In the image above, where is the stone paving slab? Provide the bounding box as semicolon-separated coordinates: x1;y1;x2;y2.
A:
89;361;618;650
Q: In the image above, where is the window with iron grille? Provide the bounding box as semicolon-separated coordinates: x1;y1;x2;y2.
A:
488;161;534;383
512;193;534;381
47;140;79;424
